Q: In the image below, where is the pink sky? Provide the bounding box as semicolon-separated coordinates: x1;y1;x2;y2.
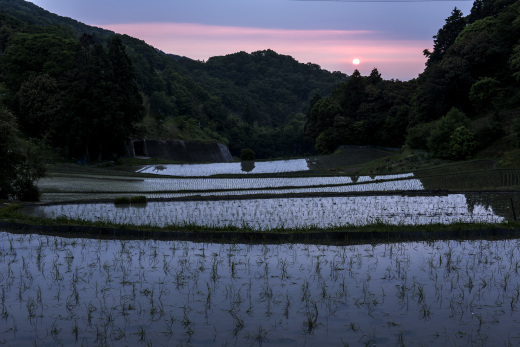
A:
102;22;431;80
28;0;474;81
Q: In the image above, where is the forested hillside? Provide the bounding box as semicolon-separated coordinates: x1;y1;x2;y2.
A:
407;0;520;159
179;50;346;157
1;0;519;165
305;0;520;159
0;0;344;160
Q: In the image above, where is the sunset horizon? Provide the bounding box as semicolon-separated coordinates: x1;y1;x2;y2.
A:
27;0;473;81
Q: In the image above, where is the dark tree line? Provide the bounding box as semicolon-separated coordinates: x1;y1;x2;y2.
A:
407;0;520;159
305;0;520;159
305;68;415;154
0;1;347;166
177;49;345;157
1;30;143;161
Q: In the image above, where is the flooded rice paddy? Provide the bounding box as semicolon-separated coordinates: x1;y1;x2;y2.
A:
37;174;416;194
2;231;520;346
27;194;505;229
37;179;425;203
137;159;311;176
11;160;520;345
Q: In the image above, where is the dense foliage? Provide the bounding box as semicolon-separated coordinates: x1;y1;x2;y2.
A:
305;0;520;157
1;0;520;171
0;106;45;201
304;69;415;153
1;29;143;160
177;50;345;157
0;0;344;159
406;0;520;159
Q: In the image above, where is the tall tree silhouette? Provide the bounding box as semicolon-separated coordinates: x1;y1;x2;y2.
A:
424;8;466;67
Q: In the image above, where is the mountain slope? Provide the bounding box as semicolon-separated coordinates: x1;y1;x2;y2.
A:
0;0;346;158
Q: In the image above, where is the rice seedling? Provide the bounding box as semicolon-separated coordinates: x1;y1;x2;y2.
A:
28;193;508;230
2;231;520;345
244;325;269;345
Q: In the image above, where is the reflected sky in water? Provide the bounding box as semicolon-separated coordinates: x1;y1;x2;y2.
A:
1;232;519;346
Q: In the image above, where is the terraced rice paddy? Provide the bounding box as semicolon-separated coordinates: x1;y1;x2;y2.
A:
37;174;423;203
2;232;520;346
38;174;416;194
33;159;519;227
137;159;311;176
7;158;520;345
27;194;505;229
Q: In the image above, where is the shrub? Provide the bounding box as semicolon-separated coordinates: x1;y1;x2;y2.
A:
406;122;435;150
427;108;470;158
240;148;255;161
449;126;478;160
514;116;520;149
130;195;147;204
469;77;500;114
114;197;131;205
0;107;46;201
314;130;337;154
15;179;41;202
0;203;21;217
474;119;503;149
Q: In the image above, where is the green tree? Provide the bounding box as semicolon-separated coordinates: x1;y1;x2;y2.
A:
449;126;478;159
469;77;501;114
367;68;382;85
67;35;143;160
1;32;79;91
15;74;64;138
333;69;366;117
424;8;466;67
406;122;435;150
240;148;256;161
304;97;342;140
149;91;175;119
315;130;336;154
467;0;496;23
0;107;45;201
509;44;520;82
427;107;470;157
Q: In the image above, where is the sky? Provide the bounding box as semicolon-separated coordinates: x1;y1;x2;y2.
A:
28;0;474;80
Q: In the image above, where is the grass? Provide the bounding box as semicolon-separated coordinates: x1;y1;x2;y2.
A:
497;149;520;169
112;196;147;205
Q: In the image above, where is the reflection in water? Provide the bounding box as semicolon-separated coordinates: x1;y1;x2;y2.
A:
27;194;505;230
240;160;255;172
2;232;520;346
138;159;310;176
464;191;520;221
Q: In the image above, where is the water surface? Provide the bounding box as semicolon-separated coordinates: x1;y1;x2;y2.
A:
2;231;519;346
27;194;504;229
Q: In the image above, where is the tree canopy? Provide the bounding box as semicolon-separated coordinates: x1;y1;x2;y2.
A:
1;0;520;169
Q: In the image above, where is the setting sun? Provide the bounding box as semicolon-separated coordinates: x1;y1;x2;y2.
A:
353;58;360;65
